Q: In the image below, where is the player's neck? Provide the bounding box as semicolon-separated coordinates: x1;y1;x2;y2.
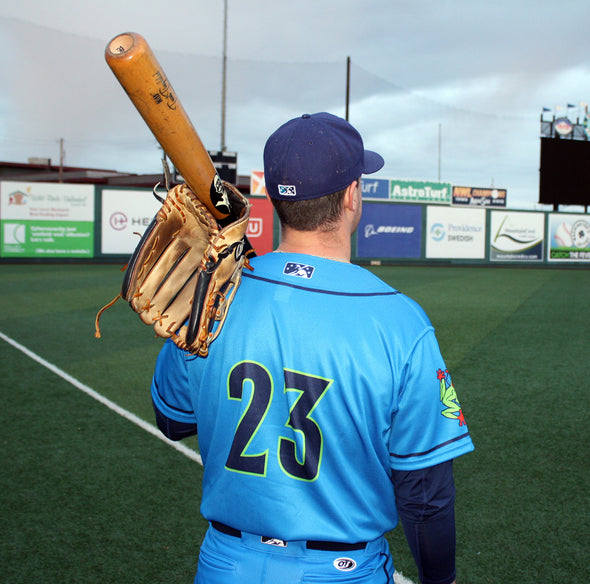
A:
275;227;351;263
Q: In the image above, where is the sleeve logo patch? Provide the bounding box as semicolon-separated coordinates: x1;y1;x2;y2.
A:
283;262;315;279
437;368;466;426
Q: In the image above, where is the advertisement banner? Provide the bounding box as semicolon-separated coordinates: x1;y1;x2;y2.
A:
360;178;390;199
1;181;94;258
426;206;486;259
246;197;275;256
251;173;450;205
453;186;507;207
357;203;422;258
250;171;266;195
100;189;276;257
101;189;162;255
548;213;590;262
390;180;452;204
490;211;544;261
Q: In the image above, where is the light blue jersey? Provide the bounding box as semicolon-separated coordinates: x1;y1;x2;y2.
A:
152;252;473;543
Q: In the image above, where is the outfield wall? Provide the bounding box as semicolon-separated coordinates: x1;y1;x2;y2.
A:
0;182;276;262
355;200;590;266
1;180;589;266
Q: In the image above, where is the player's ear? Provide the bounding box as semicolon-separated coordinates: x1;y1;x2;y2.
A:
344;180;361;213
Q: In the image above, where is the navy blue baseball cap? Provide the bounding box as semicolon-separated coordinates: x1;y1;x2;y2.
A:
263;112;384;201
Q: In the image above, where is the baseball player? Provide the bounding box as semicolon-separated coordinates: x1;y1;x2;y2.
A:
151;112;474;583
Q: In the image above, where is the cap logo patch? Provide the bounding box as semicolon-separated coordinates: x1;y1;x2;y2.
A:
283;262;315;279
278;184;297;196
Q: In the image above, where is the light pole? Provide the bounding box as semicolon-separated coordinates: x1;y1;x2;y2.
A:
221;0;228;152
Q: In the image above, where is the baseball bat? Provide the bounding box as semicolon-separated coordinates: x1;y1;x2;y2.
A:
105;32;239;223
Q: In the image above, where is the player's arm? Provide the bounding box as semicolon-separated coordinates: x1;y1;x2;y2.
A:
151;338;198;440
152;398;198;440
392;460;457;584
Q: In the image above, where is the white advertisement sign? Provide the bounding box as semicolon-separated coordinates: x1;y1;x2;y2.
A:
547;213;590;262
490;211;544;261
1;181;94;220
101;189;162;254
426;206;486;259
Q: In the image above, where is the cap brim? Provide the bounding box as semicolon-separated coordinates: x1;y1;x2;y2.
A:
363;150;384;175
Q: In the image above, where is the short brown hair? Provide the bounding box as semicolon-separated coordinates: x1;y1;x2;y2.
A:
270;187;347;232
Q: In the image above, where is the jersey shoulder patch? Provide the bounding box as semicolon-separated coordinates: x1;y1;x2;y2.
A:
283;261;315;279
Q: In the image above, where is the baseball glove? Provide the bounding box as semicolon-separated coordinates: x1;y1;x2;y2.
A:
95;181;252;357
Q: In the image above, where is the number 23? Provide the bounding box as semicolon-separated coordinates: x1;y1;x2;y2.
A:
225;361;331;482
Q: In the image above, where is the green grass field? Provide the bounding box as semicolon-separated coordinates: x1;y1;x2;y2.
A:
1;263;588;584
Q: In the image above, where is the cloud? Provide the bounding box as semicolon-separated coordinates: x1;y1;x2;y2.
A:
1;1;590;211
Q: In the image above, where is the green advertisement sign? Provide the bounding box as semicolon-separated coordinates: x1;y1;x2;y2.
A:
1;181;94;258
389;180;452;204
2;220;93;257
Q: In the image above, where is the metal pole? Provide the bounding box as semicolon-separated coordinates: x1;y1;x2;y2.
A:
345;56;350;121
438;123;441;181
221;0;228;151
59;138;64;183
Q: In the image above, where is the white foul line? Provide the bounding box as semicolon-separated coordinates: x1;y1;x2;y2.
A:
0;330;203;466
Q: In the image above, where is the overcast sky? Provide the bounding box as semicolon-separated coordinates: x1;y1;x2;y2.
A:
1;0;590;209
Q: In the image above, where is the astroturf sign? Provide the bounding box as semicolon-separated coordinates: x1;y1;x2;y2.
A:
0;181;94;258
389;179;452;205
547;213;590;262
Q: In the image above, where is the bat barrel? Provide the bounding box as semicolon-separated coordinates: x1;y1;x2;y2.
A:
105;32;233;222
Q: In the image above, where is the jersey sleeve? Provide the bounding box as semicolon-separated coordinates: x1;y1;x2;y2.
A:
150;338;197;426
389;328;474;471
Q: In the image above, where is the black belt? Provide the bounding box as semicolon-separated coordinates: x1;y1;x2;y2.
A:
211;521;367;551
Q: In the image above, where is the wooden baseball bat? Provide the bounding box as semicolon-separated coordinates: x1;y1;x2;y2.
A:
105;32;238;223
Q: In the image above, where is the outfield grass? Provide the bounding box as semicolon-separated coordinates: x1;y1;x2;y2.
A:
1;263;588;584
